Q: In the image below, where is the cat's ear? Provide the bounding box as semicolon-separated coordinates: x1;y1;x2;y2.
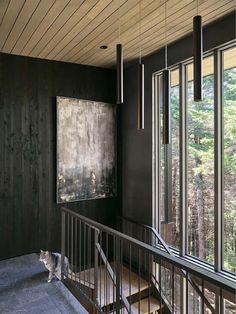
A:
40;249;43;253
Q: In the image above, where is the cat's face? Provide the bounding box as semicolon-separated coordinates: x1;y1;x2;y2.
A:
39;250;49;262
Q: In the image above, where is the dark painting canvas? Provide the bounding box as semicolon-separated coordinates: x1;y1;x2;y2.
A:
57;96;116;202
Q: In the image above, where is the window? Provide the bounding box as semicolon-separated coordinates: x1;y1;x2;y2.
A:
153;42;236;275
186;56;215;263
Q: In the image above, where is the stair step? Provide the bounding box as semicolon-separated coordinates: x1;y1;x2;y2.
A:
110;296;162;314
131;296;162;314
69;263;149;307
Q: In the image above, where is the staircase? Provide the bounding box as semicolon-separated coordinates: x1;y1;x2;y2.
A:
68;263;164;313
61;207;236;314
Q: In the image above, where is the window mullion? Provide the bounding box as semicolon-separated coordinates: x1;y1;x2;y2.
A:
179;63;187;257
214;48;223;273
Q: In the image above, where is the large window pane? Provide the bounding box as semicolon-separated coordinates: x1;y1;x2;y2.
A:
223;46;236;273
170;69;180;248
186;56;215;263
159;69;180;249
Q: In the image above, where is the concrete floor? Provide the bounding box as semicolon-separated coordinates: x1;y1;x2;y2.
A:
0;253;88;314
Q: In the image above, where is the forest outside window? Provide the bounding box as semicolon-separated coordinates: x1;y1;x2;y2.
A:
153;42;236;275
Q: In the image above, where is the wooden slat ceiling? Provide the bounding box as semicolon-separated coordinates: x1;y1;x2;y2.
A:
0;0;235;68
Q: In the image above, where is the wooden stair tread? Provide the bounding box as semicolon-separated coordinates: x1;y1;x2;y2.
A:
110;296;162;314
131;296;162;314
69;263;149;307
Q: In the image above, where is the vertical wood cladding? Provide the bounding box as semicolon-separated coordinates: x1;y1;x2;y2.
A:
0;53;118;260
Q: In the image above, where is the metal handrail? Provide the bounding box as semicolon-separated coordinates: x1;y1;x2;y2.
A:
118;216;216;313
61;207;236;295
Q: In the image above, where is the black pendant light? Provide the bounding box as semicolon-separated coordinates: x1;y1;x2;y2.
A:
117;43;123;104
163;69;170;144
163;0;170;144
116;3;123;104
137;62;144;129
193;1;202;101
137;0;144;130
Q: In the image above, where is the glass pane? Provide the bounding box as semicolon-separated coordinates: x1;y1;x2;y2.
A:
160;69;180;248
188;280;202;314
204;287;216;313
186;56;215;263
159;74;165;222
224;299;236;314
223;46;236;273
170;68;180;248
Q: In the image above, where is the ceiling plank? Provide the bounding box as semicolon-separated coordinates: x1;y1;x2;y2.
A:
30;0;87;57
11;0;56;55
46;0;115;60
20;0;72;56
2;0;41;53
0;0;26;50
0;0;10;26
35;0;100;59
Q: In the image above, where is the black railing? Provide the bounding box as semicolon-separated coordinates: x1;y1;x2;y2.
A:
61;207;236;314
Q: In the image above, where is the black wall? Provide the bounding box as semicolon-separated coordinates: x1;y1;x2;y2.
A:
0;53;119;260
122;12;236;225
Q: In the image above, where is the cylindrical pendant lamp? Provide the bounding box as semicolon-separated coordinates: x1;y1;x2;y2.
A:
163;69;170;144
116;44;123;104
162;0;170;144
137;62;144;129
193;15;203;101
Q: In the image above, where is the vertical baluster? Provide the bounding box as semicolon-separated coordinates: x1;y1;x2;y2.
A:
79;220;81;284
160;258;162;314
88;225;91;291
148;252;150;314
116;237;121;314
100;231;102;309
172;265;175;313
83;222;85;283
220;287;224;314
181;273;187;314
75;218;77;282
106;232;108;309
113;235;115;310
201;279;204;314
61;210;66;281
138;248;141;314
121;240;123;311
67;213;69;277
186;272;189;314
94;228;99;306
71;215;74;279
129;243;132;313
102;231;105;311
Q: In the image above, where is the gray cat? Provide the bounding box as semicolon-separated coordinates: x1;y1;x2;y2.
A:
39;250;69;282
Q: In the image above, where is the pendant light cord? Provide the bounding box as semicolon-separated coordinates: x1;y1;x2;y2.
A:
118;0;121;43
165;0;167;69
139;0;141;64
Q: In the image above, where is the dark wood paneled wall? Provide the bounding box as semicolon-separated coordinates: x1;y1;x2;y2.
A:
0;53;119;260
122;12;236;225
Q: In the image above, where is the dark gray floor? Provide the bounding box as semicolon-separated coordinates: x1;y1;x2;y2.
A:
0;253;88;314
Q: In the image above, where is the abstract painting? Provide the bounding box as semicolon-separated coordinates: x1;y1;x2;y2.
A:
57;96;116;202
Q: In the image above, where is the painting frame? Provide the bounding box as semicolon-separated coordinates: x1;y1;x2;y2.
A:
56;96;117;203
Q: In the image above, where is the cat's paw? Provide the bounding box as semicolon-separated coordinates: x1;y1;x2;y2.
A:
47;279;52;283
